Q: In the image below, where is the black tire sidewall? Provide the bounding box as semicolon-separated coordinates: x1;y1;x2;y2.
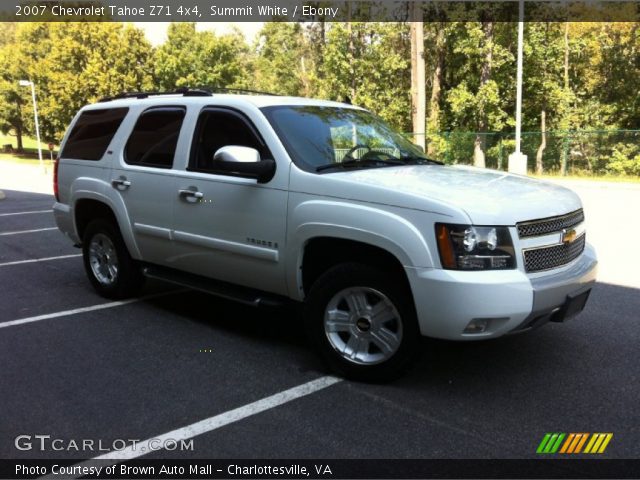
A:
82;219;142;299
304;262;420;382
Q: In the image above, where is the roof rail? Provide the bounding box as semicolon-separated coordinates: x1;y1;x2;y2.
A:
205;87;280;96
98;86;281;102
98;87;212;102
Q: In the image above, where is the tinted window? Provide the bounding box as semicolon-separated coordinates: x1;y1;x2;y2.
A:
125;108;185;169
189;109;265;173
61;108;128;160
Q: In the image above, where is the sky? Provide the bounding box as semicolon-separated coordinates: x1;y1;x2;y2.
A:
133;22;264;45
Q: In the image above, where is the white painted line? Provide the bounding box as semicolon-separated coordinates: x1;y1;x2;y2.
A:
0;227;57;236
0;209;50;217
41;376;343;478
0;253;81;267
99;375;342;459
0;291;178;329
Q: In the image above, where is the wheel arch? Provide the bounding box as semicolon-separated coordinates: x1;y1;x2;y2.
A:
286;201;434;301
73;192;141;259
299;236;413;299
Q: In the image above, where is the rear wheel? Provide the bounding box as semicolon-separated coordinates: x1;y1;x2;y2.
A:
82;219;144;299
304;263;420;382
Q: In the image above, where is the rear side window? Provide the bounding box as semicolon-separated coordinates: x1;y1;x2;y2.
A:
125;107;185;169
61;108;128;160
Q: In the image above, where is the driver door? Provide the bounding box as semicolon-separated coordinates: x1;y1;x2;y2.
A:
169;107;288;296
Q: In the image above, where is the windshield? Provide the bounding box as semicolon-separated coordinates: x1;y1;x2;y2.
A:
261;106;437;173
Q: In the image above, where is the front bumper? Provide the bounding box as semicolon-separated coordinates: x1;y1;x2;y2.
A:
406;243;598;340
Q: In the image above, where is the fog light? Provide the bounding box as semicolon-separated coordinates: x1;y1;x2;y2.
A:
464;318;489;334
463;317;510;334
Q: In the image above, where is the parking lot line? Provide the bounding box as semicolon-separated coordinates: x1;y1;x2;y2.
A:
39;375;343;480
0;209;51;217
99;375;342;459
0;254;81;267
44;375;343;479
0;227;57;236
0;291;178;329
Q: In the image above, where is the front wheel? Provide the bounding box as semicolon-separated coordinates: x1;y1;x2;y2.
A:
304;263;420;382
82;219;144;299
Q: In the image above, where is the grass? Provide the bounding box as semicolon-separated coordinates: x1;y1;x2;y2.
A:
0;133;57;156
0;153;54;165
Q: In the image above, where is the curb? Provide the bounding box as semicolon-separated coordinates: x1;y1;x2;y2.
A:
0;190;5;200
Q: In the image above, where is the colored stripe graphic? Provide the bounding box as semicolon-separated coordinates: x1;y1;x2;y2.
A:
538;433;613;454
574;433;589;453
537;433;552;453
537;433;565;454
559;434;575;453
584;433;614;454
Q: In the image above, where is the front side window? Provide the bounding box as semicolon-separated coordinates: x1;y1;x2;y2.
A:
261;106;435;173
125;107;185;169
61;108;128;161
189;108;268;174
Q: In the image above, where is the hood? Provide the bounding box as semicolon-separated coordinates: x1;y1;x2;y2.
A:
322;165;582;225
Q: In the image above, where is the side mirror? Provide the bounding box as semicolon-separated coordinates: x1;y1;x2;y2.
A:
213;146;276;183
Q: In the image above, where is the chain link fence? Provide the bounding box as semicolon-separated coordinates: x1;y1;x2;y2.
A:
406;130;640;176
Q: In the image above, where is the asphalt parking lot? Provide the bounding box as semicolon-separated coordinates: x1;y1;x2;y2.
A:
0;188;639;463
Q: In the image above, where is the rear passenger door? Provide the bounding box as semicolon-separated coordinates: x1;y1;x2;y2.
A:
111;106;186;265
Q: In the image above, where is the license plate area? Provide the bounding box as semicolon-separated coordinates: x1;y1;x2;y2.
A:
552;288;591;322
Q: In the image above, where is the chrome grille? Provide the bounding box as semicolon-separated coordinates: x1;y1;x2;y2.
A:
523;234;586;272
517;209;584;238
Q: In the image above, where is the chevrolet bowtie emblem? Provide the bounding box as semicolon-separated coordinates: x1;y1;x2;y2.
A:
562;228;577;244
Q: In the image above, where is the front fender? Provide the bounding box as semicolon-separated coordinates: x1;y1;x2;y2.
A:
286;199;434;300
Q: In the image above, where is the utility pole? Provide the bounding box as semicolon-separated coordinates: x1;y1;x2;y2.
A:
508;0;528;175
410;2;426;151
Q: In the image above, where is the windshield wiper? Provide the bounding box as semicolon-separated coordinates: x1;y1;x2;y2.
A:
316;158;404;172
399;156;444;165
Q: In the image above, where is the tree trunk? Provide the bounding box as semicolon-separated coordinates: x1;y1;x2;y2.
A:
536;109;546;175
474;21;493;168
427;24;444;157
561;22;570;176
16;124;24;153
15;99;24;153
346;5;356;101
410;3;426;150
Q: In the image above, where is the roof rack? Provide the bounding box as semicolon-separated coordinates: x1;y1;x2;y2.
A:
98;86;280;102
98;87;211;102
206;87;280;96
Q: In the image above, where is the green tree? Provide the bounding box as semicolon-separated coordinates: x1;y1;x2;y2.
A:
254;22;311;96
153;23;250;91
445;22;513;166
318;23;411;131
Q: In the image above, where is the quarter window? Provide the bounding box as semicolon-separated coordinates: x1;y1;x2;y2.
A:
61;108;128;161
125;107;185;169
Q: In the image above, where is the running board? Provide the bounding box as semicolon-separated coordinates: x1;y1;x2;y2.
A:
142;265;288;308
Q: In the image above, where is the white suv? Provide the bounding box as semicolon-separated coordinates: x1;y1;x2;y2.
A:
53;89;597;381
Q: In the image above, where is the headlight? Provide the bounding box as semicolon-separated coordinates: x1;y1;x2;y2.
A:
435;223;515;270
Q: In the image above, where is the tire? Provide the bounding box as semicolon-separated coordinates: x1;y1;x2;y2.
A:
304;262;420;382
82;218;144;299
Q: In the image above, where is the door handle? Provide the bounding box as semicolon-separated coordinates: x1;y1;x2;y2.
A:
111;178;131;190
178;189;204;203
